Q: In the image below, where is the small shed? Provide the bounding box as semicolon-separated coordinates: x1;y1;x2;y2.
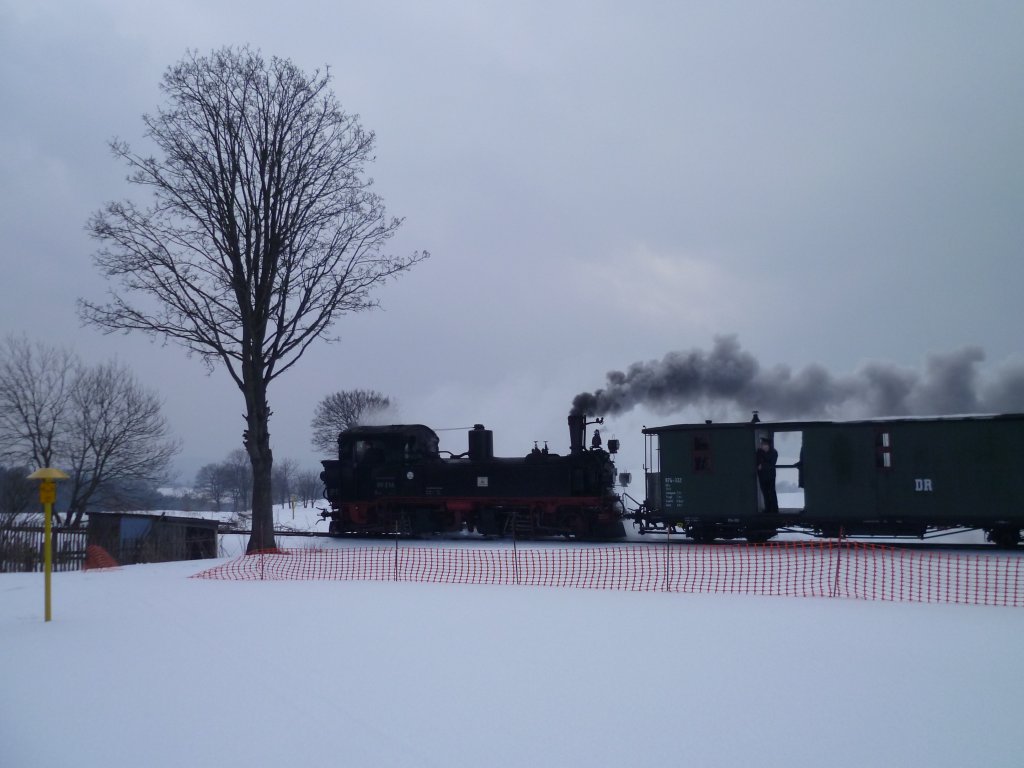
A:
87;512;220;565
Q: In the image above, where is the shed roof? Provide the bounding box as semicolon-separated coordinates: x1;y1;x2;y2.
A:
86;511;223;528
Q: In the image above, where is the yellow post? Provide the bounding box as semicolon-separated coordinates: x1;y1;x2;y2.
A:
27;468;70;623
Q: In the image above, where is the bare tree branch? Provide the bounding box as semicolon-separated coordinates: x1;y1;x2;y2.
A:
0;336;79;470
61;360;181;526
0;339;179;526
80;47;427;551
311;389;392;455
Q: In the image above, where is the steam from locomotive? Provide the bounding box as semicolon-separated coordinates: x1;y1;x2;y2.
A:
571;336;1024;420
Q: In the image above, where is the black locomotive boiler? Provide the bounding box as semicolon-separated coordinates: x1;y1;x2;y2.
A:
319;414;626;539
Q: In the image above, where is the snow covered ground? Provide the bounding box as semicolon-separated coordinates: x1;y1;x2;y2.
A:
2;551;1022;767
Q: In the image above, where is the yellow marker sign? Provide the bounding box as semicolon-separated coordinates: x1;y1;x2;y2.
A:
39;480;57;505
27;468;69;623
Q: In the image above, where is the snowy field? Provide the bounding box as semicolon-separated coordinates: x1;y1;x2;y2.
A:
2;552;1023;768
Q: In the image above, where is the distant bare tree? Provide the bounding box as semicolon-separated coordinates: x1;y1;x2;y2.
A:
0;465;34;527
195;462;232;512
294;470;322;508
0;340;178;527
61;361;180;527
0;465;38;572
0;336;78;469
222;449;252;514
82;46;427;552
272;458;299;505
311;389;391;454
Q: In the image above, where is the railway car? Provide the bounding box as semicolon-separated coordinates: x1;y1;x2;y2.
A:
638;413;1024;547
320;415;626;539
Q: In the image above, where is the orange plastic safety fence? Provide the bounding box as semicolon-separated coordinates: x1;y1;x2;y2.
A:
83;544;119;570
191;542;1024;607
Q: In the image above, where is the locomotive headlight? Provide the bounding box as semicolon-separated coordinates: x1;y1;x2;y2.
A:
406;471;415;480
607;439;620;454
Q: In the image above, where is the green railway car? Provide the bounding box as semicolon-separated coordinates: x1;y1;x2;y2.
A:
639;414;1024;547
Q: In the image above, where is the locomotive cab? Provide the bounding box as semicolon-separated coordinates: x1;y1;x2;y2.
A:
320;425;444;532
340;424;441;467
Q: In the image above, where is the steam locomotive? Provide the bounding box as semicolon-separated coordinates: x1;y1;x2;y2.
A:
320;409;1024;547
319;414;626;539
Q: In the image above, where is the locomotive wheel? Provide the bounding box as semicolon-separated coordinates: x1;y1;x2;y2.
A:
988;526;1021;549
569;513;592;540
690;526;717;544
745;529;775;544
477;510;505;537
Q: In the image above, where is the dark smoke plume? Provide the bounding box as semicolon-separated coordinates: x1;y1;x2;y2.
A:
571;336;1024;420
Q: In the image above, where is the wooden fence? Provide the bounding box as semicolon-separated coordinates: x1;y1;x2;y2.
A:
0;526;88;573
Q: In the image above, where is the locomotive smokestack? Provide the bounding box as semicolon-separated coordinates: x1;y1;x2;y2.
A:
568;413;585;454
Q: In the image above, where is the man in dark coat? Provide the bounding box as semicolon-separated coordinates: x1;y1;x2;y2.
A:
756;437;779;514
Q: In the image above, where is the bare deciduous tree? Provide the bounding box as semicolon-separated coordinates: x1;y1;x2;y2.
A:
0;465;34;526
311;389;392;455
0;340;179;527
294;470;322;508
222;449;252;516
0;336;78;469
81;46;426;552
272;458;299;505
195;462;232;512
62;361;180;527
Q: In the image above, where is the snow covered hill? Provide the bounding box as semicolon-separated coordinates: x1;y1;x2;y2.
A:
2;554;1022;767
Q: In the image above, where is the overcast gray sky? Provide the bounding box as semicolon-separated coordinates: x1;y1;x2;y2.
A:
2;1;1023;481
